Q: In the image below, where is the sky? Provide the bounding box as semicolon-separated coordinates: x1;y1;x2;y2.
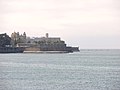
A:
0;0;120;49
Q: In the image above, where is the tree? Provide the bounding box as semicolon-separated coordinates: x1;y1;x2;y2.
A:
0;33;11;47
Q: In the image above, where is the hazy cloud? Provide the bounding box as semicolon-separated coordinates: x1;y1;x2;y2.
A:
0;0;120;48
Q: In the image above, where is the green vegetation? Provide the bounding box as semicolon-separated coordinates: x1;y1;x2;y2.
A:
0;33;11;47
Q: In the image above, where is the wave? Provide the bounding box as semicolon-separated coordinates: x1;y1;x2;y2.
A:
0;62;120;70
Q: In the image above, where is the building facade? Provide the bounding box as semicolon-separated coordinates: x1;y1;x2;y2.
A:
11;32;26;46
10;32;79;52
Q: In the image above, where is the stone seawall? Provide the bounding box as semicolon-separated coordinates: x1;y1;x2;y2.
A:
24;47;40;51
0;47;24;53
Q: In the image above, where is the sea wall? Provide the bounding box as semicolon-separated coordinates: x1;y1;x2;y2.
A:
24;47;40;51
0;47;24;53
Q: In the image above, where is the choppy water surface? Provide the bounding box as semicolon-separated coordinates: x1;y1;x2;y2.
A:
0;49;120;90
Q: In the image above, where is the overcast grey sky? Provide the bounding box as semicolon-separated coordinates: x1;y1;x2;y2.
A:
0;0;120;49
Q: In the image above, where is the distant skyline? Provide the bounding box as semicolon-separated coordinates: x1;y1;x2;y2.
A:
0;0;120;49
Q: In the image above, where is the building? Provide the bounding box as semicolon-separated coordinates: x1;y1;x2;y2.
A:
11;32;79;53
17;33;67;51
11;32;26;46
27;33;61;44
0;33;24;53
0;32;79;53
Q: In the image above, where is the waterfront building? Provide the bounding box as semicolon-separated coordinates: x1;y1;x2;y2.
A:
11;32;26;46
17;33;68;51
0;32;79;53
9;32;79;52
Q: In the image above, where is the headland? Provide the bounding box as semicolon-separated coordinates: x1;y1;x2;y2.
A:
0;32;79;53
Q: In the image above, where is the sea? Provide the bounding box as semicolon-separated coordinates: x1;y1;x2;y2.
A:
0;49;120;90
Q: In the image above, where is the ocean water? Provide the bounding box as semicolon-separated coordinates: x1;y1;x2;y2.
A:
0;49;120;90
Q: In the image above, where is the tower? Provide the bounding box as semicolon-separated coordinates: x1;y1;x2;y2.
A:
23;32;26;38
46;33;49;38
